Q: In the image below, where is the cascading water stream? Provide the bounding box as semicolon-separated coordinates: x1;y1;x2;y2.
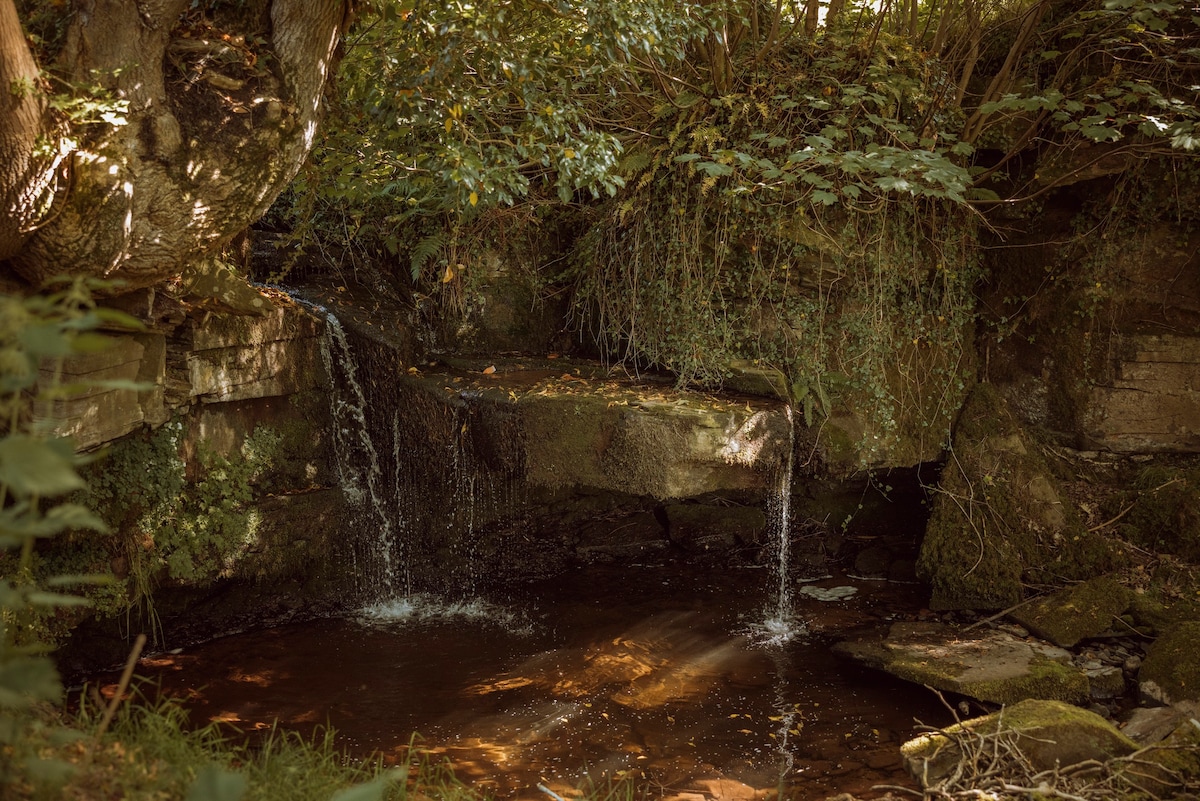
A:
756;405;803;645
319;311;402;601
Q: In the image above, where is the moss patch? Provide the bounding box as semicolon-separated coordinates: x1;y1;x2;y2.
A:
902;699;1138;784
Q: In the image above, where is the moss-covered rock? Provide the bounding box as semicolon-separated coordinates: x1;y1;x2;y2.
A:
1110;466;1200;562
833;621;1090;706
1132;715;1200;795
1140;621;1200;705
901;699;1139;786
918;383;1118;610
1011;575;1131;647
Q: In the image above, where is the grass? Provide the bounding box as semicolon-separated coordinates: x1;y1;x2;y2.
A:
4;686;641;801
1;689;479;801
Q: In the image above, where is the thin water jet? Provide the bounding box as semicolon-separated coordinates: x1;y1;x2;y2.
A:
753;405;804;646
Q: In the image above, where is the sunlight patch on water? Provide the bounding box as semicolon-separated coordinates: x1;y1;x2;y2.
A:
356;594;535;635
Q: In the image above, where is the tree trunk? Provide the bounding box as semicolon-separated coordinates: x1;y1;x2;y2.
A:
2;0;349;292
0;0;57;262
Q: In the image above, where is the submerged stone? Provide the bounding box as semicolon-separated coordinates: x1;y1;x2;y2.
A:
834;621;1090;705
901;699;1138;786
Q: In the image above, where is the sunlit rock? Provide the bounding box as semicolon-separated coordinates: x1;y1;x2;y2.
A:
901;699;1138;786
833;621;1090;705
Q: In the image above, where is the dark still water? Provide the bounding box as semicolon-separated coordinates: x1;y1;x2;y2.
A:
114;564;951;801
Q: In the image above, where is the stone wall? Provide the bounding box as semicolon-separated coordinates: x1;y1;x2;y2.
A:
41;294;352;669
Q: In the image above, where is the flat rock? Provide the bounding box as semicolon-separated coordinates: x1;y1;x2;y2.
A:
1121;706;1186;745
833;621;1090;705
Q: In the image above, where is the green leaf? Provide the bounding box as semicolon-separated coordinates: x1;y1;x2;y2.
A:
44;503;108;533
0;656;63;708
186;765;248;801
0;435;86;498
696;161;733;177
27;591;92;608
18;323;73;360
92;307;147;331
47;573;115;588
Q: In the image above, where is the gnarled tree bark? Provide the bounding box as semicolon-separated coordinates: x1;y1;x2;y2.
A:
1;0;350;292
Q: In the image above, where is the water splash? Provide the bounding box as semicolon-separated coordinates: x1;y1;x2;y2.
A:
752;405;804;646
357;593;534;635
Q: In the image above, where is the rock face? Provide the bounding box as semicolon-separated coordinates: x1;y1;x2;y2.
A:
37;294;327;451
834;621;1091;705
40;293;347;665
1084;334;1200;452
982;165;1200;456
901;700;1138;786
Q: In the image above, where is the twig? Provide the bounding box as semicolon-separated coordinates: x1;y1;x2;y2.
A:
963;594;1044;632
95;633;146;739
537;784;568;801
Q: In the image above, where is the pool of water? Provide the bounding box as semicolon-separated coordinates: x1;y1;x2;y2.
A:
114;563;951;801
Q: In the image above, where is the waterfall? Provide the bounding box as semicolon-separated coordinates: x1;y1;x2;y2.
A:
758;405;803;645
319;312;402;601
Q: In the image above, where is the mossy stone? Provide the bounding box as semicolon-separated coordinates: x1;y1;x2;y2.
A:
902;699;1138;786
918;383;1113;610
1140;621;1200;704
834;622;1090;707
1011;575;1131;647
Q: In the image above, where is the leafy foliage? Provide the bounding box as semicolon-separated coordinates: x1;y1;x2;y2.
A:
270;0;1197;453
0;278;136;793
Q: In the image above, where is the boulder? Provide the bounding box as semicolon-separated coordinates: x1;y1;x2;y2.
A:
917;383;1113;610
1121;706;1187;745
901;699;1138;786
1011;575;1131;647
1140;621;1200;705
834;621;1090;705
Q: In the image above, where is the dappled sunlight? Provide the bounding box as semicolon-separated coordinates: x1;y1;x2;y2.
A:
719;411;776;467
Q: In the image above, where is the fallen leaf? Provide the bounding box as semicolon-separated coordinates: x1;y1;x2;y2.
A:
482;365;496;375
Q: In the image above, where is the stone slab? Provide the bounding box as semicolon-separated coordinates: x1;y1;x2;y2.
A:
834;621;1090;705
